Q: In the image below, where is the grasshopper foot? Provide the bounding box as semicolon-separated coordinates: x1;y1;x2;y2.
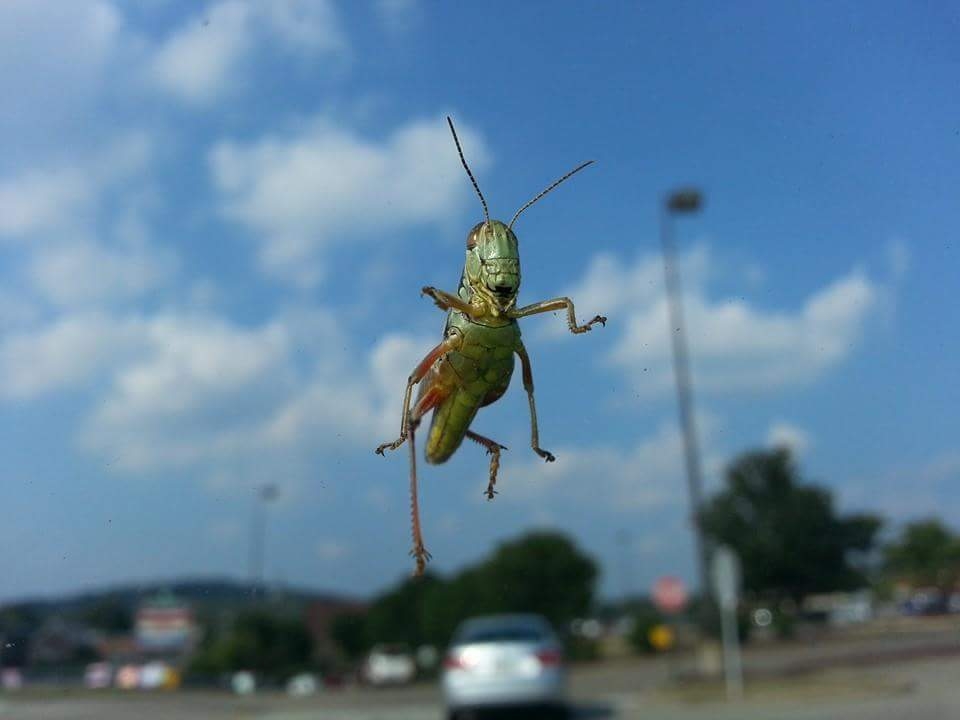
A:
484;486;499;501
410;544;432;576
375;436;405;455
534;447;556;463
571;314;606;334
420;286;447;310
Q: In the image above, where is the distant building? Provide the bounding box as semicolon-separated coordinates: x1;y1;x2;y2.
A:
135;591;198;657
305;598;367;661
28;617;100;666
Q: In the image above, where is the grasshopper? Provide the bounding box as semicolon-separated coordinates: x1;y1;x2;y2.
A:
376;117;606;575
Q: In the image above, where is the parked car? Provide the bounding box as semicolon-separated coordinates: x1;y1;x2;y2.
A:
362;643;416;686
442;614;566;719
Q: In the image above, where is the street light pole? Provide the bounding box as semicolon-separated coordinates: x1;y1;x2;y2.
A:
659;189;710;614
616;529;633;604
249;483;279;598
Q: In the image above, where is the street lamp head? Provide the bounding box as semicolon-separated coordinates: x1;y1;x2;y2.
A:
259;484;280;502
666;189;703;214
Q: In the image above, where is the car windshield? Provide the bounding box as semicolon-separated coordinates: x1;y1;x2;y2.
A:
455;618;551;645
2;4;955;720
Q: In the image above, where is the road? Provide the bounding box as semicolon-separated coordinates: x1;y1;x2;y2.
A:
3;635;960;720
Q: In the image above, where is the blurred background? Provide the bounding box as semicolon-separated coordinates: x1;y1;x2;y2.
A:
1;1;958;718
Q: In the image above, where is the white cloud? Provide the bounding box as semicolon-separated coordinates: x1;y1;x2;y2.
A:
843;452;960;521
27;237;177;307
766;421;812;456
0;314;145;399
0;168;92;240
0;290;39;330
0;1;122;136
0;130;174;310
0;131;154;244
35;302;433;474
316;539;349;561
83;314;293;471
150;1;252;104
493;418;715;514
150;0;347;105
210;115;490;284
560;246;879;395
259;0;347;55
261;330;435;449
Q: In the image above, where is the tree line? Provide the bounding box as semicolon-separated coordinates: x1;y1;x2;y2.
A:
331;531;598;663
7;446;954;674
329;446;960;661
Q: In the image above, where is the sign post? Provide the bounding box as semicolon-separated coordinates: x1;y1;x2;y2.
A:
711;545;744;700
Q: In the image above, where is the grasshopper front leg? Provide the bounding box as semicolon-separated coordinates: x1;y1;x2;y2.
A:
510;296;606;334
375;332;461;456
420;286;482;318
516;341;555;463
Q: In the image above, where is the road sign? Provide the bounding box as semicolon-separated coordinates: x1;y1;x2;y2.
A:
648;624;675;652
652;575;688;614
711;545;741;611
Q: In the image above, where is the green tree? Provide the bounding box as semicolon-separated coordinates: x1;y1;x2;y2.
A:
363;572;443;650
329;611;368;661
885;519;960;592
81;600;132;633
479;531;598;630
628;603;665;654
700;448;882;605
189;611;313;679
344;530;598;656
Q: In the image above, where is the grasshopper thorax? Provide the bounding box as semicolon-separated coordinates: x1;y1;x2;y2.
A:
465;220;521;311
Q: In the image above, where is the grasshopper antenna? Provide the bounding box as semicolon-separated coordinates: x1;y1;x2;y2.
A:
447;116;489;225
508;160;595;230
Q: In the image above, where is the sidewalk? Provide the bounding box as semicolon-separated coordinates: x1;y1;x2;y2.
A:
609;655;959;720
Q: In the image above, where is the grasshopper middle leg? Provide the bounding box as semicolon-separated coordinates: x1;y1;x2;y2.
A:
465;430;508;500
516;341;555;462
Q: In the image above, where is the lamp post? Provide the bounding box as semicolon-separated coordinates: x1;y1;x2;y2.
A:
616;529;634;604
250;483;280;598
660;189;710;617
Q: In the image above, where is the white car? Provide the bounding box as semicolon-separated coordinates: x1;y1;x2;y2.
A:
362;644;416;686
442;614;566;719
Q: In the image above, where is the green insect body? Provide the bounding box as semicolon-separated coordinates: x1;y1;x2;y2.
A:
425;221;521;464
375;119;605;576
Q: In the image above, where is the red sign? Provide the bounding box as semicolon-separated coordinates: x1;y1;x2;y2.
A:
652;576;688;614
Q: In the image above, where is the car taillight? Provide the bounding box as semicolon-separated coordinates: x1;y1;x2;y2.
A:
535;649;562;666
443;652;468;670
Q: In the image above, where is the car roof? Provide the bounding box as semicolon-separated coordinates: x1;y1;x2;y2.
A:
451;614;555;642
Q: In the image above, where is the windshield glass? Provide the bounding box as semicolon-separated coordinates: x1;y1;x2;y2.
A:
1;3;955;720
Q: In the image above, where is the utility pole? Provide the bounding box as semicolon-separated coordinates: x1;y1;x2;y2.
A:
660;189;710;616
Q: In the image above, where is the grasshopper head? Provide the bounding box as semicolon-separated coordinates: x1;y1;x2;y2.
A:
445;115;593;314
465;220;520;309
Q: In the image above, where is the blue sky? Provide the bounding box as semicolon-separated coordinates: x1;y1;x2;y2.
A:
1;1;957;602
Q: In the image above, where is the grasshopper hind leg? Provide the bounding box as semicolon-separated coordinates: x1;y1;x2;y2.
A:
407;422;431;575
465;430;508;500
